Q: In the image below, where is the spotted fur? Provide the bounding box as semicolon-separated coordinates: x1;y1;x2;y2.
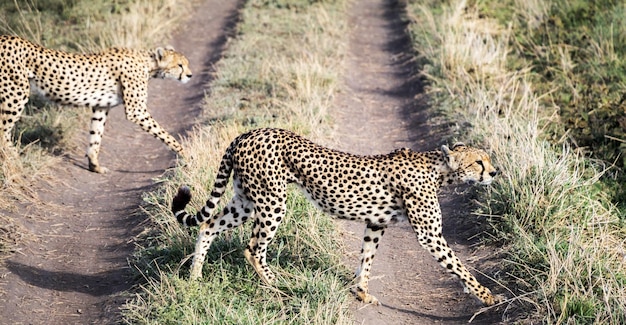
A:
172;128;501;306
0;35;192;173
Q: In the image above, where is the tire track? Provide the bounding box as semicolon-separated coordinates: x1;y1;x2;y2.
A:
331;0;503;323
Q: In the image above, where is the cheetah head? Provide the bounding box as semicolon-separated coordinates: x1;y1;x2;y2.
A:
153;46;193;84
441;143;499;185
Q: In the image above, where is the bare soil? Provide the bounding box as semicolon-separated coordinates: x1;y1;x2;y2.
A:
0;0;241;324
0;0;508;324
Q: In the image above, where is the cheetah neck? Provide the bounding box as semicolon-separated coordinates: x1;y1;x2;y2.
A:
146;50;164;79
428;150;462;187
438;172;460;187
390;149;459;188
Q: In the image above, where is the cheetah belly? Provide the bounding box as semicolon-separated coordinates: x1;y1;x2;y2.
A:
293;183;406;224
29;79;123;108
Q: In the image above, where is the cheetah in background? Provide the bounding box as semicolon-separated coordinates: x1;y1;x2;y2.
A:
0;35;192;173
172;128;501;306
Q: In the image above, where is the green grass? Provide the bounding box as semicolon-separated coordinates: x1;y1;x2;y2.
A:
123;0;353;323
406;0;626;323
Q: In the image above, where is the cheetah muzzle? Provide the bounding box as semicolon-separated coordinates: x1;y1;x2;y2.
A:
172;128;501;307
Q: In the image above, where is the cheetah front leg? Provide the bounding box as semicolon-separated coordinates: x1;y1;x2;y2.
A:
405;194;497;306
416;228;497;306
121;77;184;156
125;107;184;156
352;223;385;305
86;107;110;173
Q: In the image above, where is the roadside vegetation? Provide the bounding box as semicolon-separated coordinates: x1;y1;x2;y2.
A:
0;0;195;254
122;0;354;323
407;0;626;323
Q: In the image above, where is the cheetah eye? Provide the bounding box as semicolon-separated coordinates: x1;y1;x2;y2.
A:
178;64;183;69
475;160;483;166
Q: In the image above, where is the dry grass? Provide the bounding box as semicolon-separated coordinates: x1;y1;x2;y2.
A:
0;213;26;259
0;0;194;50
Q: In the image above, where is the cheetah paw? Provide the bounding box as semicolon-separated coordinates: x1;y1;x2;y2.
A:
93;167;109;174
492;294;506;305
89;163;109;174
352;288;380;306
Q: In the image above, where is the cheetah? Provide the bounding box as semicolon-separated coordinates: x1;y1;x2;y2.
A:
172;128;501;306
0;35;192;173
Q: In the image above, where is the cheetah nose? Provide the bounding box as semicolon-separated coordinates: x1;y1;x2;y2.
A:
489;168;500;177
187;73;193;79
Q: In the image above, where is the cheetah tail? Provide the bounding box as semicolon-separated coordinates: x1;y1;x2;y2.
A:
173;142;236;227
172;185;195;226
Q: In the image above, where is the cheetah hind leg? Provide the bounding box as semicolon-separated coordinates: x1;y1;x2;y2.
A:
351;286;380;305
188;194;255;280
351;223;386;306
86;108;110;174
243;219;276;284
243;201;287;285
1;113;19;158
189;222;211;280
0;137;18;160
243;247;275;284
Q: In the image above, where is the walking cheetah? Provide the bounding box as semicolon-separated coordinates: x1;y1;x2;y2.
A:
172;128;501;306
0;35;192;173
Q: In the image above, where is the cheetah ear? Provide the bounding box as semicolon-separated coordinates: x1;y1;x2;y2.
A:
441;145;459;170
154;47;166;61
154;47;168;62
452;142;466;149
165;45;175;51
